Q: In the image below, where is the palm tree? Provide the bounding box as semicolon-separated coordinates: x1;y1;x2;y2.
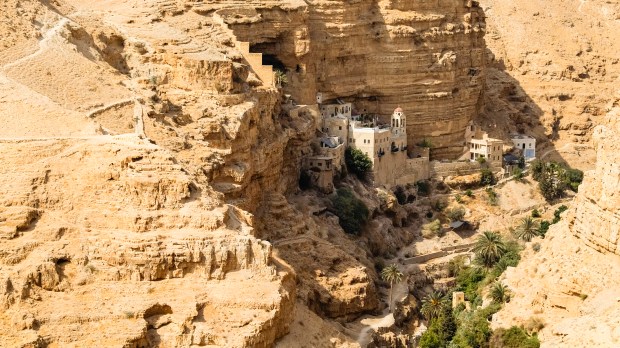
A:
490;282;509;303
421;291;446;321
473;231;507;267
514;216;541;242
381;264;403;311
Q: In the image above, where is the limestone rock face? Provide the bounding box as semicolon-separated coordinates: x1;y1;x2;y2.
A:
222;0;488;159
478;0;620;168
493;107;620;347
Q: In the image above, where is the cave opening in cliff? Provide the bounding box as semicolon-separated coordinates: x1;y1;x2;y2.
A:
250;43;287;71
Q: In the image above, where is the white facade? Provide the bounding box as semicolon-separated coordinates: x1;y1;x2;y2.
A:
511;134;536;160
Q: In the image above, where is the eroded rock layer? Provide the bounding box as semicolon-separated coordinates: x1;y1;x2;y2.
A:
221;0;487;159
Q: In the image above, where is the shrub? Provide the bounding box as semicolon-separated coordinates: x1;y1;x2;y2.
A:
416;180;431;196
524;317;545;335
531;209;541;218
455;194;463;203
477;156;487;165
538;220;551;237
563;167;583;192
532;242;541;252
552;205;568;224
418;138;433;148
419;305;457;348
431;198;448;212
481;168;496;186
490;326;540;348
486;188;499;206
394;186;407;205
465;189;474;198
330;188;369;235
422;219;442;238
345;147;372;181
512;168;524;180
446;206;466;222
452;303;501;348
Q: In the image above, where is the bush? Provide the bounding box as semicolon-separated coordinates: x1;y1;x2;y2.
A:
416;180;431;196
490;326;540;348
552;205;568;224
531;209;541;218
512;168;524;180
452;303;501;348
532;243;541;252
394;186;407;205
330;188;369;235
418;138;433;148
419;306;457;348
446;206;466;222
538;220;550;237
486;188;499;206
455;194;463;203
422;219;442;238
524;317;545;335
465;189;474;197
480;168;496;186
431;198;448;212
477;156;487;165
345;147;372;181
533;161;583;200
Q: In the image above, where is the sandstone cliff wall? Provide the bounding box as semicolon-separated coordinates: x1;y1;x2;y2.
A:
222;0;487;159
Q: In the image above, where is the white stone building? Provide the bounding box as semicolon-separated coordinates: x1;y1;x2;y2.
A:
511;134;536;160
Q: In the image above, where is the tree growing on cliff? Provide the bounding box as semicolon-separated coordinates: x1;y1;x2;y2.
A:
421;291;447;321
345;147;372;181
514;216;541;242
473;231;507;267
381;264;403;312
329;188;369;235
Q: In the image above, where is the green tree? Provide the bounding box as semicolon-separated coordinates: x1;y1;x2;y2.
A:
329;188;369;235
490;282;509;303
274;69;288;87
490;326;540;348
381;264;403;312
514;216;541;242
480;168;496;186
473;231;507;267
421;291;447;321
419;305;457;348
345;147;372;180
446;206;466;222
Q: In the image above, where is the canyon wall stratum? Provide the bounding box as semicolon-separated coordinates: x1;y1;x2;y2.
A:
2;0;620;347
0;0;487;346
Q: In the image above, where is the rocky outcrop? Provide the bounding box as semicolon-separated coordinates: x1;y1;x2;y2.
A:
220;0;487;159
492;105;620;347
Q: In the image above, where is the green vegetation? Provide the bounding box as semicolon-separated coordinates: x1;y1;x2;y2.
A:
477;156;487;165
381;264;403;312
452;303;501;348
446;206;466;222
531;160;583;201
537;205;568;238
419;304;457;348
421;292;448;321
455;194;463;203
274;69;288;86
490;282;510;304
473;231;507;268
345;147;372;181
418;138;433;148
329;188;369;235
531;209;541;218
490;326;540;348
480;168;496;186
422;219;442;238
514;216;541;242
465;189;474;198
416;180;431;196
486;188;499;206
552;205;568;224
512;168;524;181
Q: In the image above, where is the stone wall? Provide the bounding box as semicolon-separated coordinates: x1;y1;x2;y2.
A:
431;160;482;178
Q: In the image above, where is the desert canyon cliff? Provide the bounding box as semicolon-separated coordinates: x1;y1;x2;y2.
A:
1;0;619;347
